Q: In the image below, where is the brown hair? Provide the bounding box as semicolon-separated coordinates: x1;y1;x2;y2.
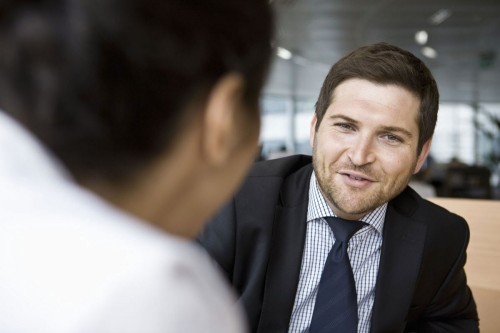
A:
314;42;439;154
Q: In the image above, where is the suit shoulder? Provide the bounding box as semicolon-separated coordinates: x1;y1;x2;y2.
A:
235;154;312;208
406;189;469;236
400;187;466;223
423;197;466;225
248;154;312;178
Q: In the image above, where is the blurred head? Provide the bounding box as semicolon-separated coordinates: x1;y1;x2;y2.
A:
0;0;274;236
0;0;272;181
314;42;439;155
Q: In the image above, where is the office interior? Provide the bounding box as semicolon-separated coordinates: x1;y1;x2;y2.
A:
261;0;500;200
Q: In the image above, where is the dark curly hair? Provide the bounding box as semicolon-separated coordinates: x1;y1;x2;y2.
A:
0;0;274;181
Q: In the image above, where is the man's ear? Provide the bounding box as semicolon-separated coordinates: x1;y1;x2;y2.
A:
201;73;245;166
414;139;432;174
309;114;318;148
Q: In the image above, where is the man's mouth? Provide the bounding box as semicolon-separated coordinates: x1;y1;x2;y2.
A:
340;172;374;182
338;171;376;188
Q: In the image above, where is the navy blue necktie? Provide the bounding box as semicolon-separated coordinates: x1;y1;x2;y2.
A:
309;217;366;333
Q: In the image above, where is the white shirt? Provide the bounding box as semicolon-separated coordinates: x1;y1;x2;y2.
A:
0;112;247;333
288;172;386;333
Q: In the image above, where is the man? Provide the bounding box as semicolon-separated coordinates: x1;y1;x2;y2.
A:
198;43;479;332
0;0;272;332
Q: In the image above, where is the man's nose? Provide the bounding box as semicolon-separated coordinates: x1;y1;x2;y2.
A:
347;135;376;166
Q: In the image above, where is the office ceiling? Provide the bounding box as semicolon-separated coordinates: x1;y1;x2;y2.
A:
270;0;500;104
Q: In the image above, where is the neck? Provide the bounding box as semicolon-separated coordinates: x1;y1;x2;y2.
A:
82;124;214;238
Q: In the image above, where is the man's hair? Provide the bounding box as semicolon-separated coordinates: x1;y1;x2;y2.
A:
314;42;439;155
0;0;273;182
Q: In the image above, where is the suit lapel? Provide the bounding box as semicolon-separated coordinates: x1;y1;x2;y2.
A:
370;191;427;333
257;165;312;333
256;164;427;333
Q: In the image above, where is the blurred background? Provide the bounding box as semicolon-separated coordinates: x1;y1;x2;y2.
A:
259;0;500;200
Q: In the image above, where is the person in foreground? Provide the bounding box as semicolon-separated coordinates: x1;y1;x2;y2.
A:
0;0;272;331
198;43;479;332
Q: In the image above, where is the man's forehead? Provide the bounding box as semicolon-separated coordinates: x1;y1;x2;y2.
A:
325;81;421;132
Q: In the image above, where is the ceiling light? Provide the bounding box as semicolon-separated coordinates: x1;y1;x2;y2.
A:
421;46;438;59
429;9;451;25
276;47;292;60
415;30;428;45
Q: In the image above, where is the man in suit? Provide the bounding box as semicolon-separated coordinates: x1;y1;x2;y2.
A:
198;43;479;332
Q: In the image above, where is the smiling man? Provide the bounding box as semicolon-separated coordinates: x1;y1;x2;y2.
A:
311;78;428;221
198;43;479;333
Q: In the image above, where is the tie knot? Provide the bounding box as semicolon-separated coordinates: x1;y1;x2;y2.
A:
324;216;366;242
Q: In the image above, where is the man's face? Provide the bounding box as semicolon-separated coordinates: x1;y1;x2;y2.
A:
310;78;430;220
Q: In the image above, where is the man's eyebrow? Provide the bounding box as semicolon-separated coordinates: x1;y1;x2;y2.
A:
328;114;359;124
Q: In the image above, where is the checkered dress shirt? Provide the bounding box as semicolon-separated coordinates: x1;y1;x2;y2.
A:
288;172;386;333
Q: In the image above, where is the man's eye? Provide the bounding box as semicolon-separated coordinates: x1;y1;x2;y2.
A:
382;134;403;144
335;123;354;131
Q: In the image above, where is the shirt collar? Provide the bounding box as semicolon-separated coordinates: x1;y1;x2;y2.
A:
307;171;386;235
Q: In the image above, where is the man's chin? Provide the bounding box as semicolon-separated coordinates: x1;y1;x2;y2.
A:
331;196;380;219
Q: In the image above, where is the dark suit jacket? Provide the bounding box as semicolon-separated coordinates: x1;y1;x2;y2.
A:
198;155;478;333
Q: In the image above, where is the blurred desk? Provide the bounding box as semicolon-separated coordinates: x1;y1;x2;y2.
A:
469;287;500;333
430;198;500;332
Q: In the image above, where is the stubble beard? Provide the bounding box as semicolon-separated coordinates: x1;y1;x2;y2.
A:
312;145;415;219
313;161;384;218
